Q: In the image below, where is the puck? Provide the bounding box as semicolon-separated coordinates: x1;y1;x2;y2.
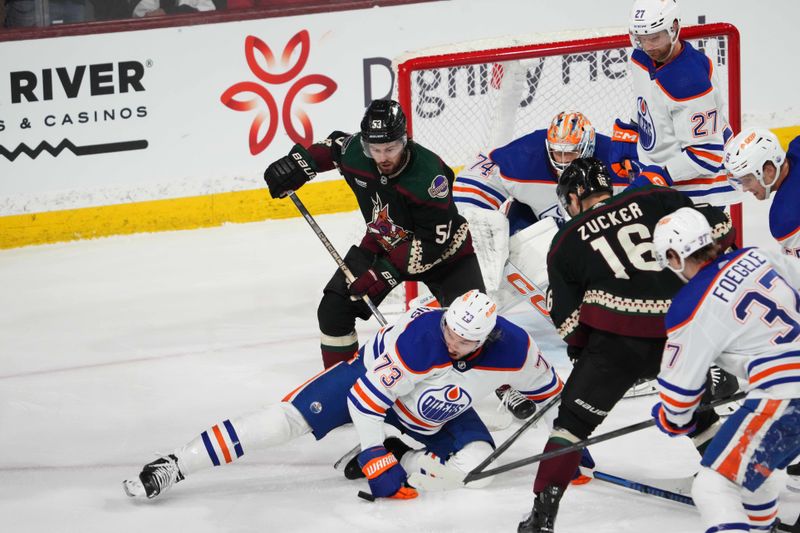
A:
357;490;376;502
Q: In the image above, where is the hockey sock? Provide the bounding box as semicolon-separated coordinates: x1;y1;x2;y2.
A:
174;403;311;476
321;332;359;368
533;438;582;493
692;468;751;532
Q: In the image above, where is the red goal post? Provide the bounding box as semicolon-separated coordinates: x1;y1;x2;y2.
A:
395;23;742;307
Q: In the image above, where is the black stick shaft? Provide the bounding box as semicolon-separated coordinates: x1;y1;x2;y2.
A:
464;390;747;483
287;191;387;326
467;393;561;478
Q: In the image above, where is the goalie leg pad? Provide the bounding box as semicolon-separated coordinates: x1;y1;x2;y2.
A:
507;216;559;289
459;207;509;292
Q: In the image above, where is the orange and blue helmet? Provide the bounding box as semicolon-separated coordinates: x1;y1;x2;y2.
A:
546;112;596;175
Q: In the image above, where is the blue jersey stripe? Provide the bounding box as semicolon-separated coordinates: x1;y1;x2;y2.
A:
657;377;705;397
455;197;497;210
743;499;777;511
359;377;393;407
682;184;736;197
685;149;723;173
456;177;507;202
223;419;244;458
347;392;384;419
520;372;558;396
747;350;800;374
201;431;220;466
754;375;800;390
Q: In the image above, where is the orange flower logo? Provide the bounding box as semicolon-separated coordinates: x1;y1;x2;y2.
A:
221;30;338;155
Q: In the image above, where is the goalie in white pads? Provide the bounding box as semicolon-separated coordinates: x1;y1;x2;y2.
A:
453;112;663;313
123;291;563;501
652;207;800;533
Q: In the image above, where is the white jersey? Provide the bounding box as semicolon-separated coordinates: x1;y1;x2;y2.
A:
454;129;625;226
347;306;562;449
658;247;800;427
628;41;739;206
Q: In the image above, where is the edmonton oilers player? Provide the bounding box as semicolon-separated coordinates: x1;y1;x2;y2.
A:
610;0;737;207
725;127;800;492
123;291;563;501
651;207;800;532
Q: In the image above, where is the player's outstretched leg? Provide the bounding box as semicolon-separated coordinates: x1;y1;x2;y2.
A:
123;403;312;500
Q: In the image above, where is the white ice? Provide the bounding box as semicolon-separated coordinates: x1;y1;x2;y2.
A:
1;196;798;533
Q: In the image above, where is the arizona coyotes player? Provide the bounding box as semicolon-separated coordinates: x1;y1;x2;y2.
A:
263;99;484;369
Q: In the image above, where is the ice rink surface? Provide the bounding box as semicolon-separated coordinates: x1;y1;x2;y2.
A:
2;196;799;532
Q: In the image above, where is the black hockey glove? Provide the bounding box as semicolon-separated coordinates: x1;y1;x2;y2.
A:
567;345;583;364
263;145;317;199
349;258;400;301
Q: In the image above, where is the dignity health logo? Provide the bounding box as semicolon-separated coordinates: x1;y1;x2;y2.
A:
221;30;338;155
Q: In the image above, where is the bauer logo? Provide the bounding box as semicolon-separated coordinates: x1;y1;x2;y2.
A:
220;30;338;156
417;385;472;423
637;97;657;151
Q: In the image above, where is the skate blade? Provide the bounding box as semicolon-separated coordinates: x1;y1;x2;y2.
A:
122;479;146;498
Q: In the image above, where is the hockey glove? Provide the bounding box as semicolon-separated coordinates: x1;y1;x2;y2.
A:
651;402;697;437
348;258;400;300
627;165;673;189
610;119;640;180
263;144;317;199
566;345;583;365
358;446;418;500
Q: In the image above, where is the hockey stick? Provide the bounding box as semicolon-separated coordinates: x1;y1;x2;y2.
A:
463;390;747;483
287;191;387;327
333;443;361;471
502;260;551;322
469;393;562;477
589;470;800;532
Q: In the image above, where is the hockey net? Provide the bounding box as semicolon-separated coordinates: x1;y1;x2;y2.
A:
392;23;742;309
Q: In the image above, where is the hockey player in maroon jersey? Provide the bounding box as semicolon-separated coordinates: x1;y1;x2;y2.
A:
263;99;484;369
517;158;733;533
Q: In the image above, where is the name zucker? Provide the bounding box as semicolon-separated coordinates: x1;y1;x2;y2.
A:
577;201;645;240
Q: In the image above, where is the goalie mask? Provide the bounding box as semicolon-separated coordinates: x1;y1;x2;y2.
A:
360;99;408;158
724;128;786;199
556;157;613;215
443;290;497;346
653;207;713;277
546;112;597;175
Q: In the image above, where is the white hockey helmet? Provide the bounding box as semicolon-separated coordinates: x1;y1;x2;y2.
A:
546;112;597;175
629;0;681;46
724;128;786;198
653;207;713;276
444;290;498;344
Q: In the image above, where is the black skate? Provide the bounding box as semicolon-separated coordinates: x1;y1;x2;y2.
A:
123;454;184;499
787;462;800;493
497;385;537;420
518;485;565;533
709;366;739;400
343;437;412;480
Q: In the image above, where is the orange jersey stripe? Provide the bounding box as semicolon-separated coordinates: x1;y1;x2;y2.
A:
717;400;781;480
659;391;702;409
282;363;339;402
686;146;723;163
676;174;729;186
353;381;387;414
395;400;437;429
749;362;800;385
212;424;233;464
453;185;501;208
748;510;778;523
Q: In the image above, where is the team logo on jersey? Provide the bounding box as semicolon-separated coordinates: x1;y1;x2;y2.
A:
636;97;656;151
428;175;449;199
366;195;410;252
417;384;472;423
354;178;367;188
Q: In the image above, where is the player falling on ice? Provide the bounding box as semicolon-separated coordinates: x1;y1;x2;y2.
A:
123;291;563;501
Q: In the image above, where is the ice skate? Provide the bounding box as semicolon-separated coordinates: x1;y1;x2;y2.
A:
497;385;537;420
123;454;184;499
